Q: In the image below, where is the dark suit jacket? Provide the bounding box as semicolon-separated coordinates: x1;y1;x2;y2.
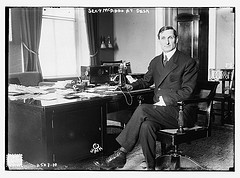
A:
132;50;199;106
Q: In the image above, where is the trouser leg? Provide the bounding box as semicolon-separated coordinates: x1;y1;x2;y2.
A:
139;120;161;168
116;104;179;152
116;104;148;152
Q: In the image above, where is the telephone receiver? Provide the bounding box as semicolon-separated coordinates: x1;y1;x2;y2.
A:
112;74;136;84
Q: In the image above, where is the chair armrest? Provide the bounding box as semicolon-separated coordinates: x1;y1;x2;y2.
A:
178;97;210;106
176;97;210;134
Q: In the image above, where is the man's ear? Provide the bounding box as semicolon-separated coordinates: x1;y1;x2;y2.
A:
175;37;179;44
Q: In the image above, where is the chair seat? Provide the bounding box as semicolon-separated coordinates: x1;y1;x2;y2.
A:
214;93;231;100
159;125;205;134
157;125;209;146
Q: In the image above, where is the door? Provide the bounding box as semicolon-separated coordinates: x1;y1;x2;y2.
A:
174;8;209;81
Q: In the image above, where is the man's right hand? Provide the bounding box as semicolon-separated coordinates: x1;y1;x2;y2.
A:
124;84;133;91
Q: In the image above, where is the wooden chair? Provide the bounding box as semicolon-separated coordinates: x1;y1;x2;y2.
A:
155;81;219;170
101;60;122;65
8;72;43;86
8;72;55;87
212;69;234;125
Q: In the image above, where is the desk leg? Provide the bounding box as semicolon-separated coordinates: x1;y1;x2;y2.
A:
101;104;107;155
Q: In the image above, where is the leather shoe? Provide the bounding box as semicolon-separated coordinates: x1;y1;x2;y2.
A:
147;167;155;170
94;149;126;170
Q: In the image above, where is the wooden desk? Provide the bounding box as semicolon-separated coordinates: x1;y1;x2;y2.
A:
8;96;109;165
7;88;154;165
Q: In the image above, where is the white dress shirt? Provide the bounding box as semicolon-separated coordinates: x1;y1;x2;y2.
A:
154;48;177;106
164;48;176;62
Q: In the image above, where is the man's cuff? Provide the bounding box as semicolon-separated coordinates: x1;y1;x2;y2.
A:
159;96;166;106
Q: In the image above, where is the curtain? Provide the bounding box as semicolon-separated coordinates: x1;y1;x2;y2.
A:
20;7;43;79
85;9;99;66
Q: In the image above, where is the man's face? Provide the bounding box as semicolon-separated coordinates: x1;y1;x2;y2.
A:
159;29;178;53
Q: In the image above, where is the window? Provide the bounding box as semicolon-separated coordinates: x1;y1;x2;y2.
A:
39;8;90;79
9;8;12;42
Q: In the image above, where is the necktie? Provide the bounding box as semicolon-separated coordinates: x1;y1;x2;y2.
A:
163;55;168;66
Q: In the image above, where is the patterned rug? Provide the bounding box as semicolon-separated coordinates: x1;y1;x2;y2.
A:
9;124;234;171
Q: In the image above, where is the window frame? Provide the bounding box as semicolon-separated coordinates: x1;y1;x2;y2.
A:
39;8;90;80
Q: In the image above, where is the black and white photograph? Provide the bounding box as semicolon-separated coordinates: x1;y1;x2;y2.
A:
2;0;239;178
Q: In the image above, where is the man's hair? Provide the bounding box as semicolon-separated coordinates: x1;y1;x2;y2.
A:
157;26;178;39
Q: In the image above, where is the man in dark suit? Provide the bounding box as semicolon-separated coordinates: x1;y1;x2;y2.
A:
95;26;199;170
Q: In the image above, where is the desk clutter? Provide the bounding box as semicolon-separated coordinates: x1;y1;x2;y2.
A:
8;81;127;101
8;61;143;103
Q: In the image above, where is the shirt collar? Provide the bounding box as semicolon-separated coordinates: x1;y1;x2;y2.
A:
164;48;176;61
